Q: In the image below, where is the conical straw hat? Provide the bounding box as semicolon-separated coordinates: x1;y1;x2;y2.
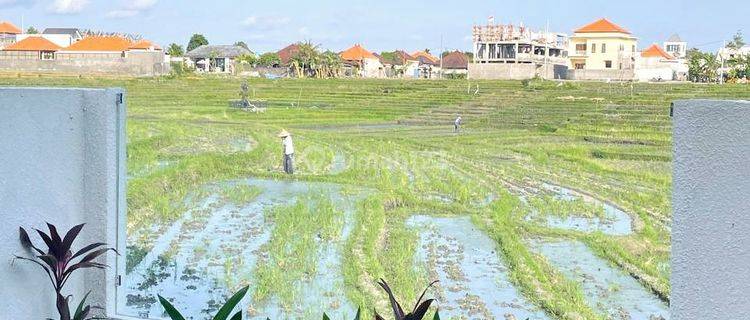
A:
277;130;291;138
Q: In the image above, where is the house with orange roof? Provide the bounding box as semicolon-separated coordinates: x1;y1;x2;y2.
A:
568;18;638;80
0;21;22;48
0;36;61;60
377;50;420;78
339;44;384;78
0;33;169;76
635;43;688;82
15;28;84;48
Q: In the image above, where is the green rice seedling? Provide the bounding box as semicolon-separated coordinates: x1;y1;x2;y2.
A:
220;184;263;205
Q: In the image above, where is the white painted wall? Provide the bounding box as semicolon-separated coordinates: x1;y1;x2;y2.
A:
671;99;750;319
0;88;126;320
16;33;75;47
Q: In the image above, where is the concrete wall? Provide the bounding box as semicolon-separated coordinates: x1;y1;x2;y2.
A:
671;100;750;319
0;88;126;319
0;51;169;76
567;68;635;81
468;63;567;80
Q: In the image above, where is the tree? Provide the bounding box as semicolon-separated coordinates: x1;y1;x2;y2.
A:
289;41;322;78
234;41;249;50
726;30;745;50
320;50;343;78
26;26;38;34
187;34;208;52
686;48;719;83
258;52;281;67
166;43;184;57
236;53;258;66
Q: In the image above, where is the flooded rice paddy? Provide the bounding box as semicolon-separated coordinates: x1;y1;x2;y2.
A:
120;179;363;319
407;215;548;320
529;240;669;320
122;177;666;319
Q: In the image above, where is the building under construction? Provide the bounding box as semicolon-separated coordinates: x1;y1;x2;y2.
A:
469;21;569;79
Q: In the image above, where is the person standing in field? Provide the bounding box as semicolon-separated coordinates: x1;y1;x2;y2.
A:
278;130;295;174
454;115;462;133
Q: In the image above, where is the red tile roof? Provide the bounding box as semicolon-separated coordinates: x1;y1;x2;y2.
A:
277;43;300;65
3;36;62;51
340;44;377;61
129;39;161;50
0;21;22;34
441;51;469;69
411;51;439;64
642;44;674;59
575;18;630;34
63;36;133;52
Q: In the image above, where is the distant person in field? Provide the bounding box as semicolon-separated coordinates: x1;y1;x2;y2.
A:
278;130;295;174
454;116;462;133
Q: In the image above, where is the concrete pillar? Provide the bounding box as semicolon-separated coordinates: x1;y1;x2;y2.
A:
671;100;750;319
0;88;126;319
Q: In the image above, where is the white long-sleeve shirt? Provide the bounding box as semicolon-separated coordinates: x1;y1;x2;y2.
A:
282;136;295;155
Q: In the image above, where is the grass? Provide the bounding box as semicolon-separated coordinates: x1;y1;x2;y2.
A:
2;74;749;319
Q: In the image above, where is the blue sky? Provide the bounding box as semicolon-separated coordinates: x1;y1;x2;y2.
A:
1;0;747;53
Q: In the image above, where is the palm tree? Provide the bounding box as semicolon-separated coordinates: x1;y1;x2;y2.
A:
289;41;322;78
320;50;343;78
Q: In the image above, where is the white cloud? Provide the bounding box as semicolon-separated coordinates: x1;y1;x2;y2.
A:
241;15;291;30
50;0;88;14
298;27;310;36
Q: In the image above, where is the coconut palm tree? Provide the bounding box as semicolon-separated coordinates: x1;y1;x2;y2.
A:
290;41;322;78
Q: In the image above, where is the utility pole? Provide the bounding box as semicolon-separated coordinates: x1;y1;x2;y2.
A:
440;34;444;79
719;40;725;84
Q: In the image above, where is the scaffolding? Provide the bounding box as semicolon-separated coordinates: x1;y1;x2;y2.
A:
472;22;568;65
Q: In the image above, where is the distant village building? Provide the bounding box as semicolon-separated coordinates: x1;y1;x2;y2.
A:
636;44;687;81
0;34;169;76
468;21;568;80
377;50;420;78
0;21;21;49
340;44;384;78
567;18;638;81
411;51;440;78
664;34;687;59
277;43;300;67
185;45;251;73
15;28;85;48
440;51;469;76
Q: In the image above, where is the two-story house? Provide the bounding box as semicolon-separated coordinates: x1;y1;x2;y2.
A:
568;18;638;80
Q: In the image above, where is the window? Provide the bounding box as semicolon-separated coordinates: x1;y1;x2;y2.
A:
575;44;587;55
40;51;55;60
591;43;596;53
605;60;613;68
602;43;607;53
575;63;585;69
632;45;636;52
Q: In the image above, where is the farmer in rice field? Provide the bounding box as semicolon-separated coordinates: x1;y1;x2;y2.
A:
278;130;295;174
454;115;462;133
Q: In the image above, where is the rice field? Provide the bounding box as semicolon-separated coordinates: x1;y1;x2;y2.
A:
3;75;749;319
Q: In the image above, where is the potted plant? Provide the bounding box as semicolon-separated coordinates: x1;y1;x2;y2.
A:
15;223;117;320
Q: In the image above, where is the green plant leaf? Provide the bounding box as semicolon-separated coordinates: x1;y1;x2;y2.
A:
433;310;440;320
73;291;91;320
322;313;331;320
158;295;186;320
213;285;249;320
230;311;242;320
353;307;361;320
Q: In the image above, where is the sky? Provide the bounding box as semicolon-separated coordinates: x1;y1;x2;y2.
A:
1;0;747;53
